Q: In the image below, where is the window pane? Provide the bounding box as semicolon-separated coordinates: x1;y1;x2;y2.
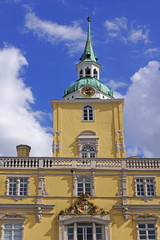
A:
14;225;22;229
148;224;155;228
68;226;73;240
5;225;12;229
4;231;12;240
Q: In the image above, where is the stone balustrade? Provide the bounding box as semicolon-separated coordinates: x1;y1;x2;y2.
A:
0;157;160;170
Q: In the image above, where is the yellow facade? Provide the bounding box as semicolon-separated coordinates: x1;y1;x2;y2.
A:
0;18;160;240
51;99;125;158
0;164;160;240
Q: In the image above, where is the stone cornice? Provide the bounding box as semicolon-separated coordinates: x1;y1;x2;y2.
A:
51;98;124;106
0;203;54;211
114;204;160;211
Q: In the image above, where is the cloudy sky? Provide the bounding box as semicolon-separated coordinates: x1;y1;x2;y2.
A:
0;0;160;157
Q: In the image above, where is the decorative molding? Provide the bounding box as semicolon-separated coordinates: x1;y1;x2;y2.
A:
52;142;61;152
35;206;43;223
115;130;124;133
53;131;61;135
51;98;124;105
59;194;108;216
1;212;26;221
1;157;160;170
0;203;54;213
134;213;159;222
78;131;99;158
72;174;95;197
0;204;54;223
114;204;160;221
6;176;29;197
116;142;125;150
72;171;77;197
115;204;160;212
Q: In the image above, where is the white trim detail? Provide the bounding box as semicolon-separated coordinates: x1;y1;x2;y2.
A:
6;176;29;198
134;214;158;240
72;172;95;197
1;213;26;240
82;105;94;122
134;176;156;197
59;215;110;240
78;131;99;158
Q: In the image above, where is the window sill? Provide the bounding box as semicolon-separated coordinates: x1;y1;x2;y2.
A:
7;195;28;200
81;120;95;122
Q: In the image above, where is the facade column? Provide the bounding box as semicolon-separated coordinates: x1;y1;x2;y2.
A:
74;223;77;240
104;224;110;240
92;223;96;240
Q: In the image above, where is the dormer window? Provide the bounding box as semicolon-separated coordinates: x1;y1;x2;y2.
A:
93;69;98;78
86;53;91;58
79;69;83;79
85;67;91;77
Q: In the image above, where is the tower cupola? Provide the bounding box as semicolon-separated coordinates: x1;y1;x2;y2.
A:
63;17;113;100
76;17;101;81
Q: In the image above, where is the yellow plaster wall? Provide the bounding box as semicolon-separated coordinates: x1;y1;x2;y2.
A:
0;169;160;239
52;101;125;158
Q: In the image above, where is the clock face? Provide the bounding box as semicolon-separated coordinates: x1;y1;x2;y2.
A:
81;86;95;97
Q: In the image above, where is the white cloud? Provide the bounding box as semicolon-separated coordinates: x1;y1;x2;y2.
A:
124;61;160;157
107;79;128;91
128;26;149;44
25;11;86;55
144;48;160;57
104;17;127;34
0;45;52;157
104;17;150;44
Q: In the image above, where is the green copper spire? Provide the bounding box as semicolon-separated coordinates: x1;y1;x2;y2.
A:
80;17;98;62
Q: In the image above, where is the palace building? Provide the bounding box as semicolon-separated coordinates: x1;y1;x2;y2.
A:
0;17;160;240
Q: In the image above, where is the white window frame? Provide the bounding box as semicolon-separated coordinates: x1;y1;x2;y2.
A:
81;145;96;158
78;131;99;159
137;223;156;240
73;172;95;197
59;215;110;240
134;177;156;197
1;214;26;240
77;176;92;196
82;105;94;122
135;214;158;240
67;223;103;240
6;176;29;197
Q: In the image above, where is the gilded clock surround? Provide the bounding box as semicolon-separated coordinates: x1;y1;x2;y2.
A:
81;86;95;97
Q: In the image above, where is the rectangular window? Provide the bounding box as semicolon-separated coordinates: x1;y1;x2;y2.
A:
67;224;102;240
77;177;91;196
135;178;155;196
7;177;28;196
138;223;156;240
96;225;102;240
67;226;74;240
3;223;23;240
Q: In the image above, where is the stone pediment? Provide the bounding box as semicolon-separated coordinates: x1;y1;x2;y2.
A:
59;194;108;216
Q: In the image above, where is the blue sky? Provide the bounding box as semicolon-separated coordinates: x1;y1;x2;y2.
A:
1;0;160;157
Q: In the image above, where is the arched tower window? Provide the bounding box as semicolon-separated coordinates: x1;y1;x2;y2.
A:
78;131;98;159
85;67;91;77
93;68;98;78
79;69;83;79
82;145;96;158
83;105;94;121
77;176;91;195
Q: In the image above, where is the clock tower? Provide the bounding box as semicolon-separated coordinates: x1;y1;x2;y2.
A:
51;18;125;158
